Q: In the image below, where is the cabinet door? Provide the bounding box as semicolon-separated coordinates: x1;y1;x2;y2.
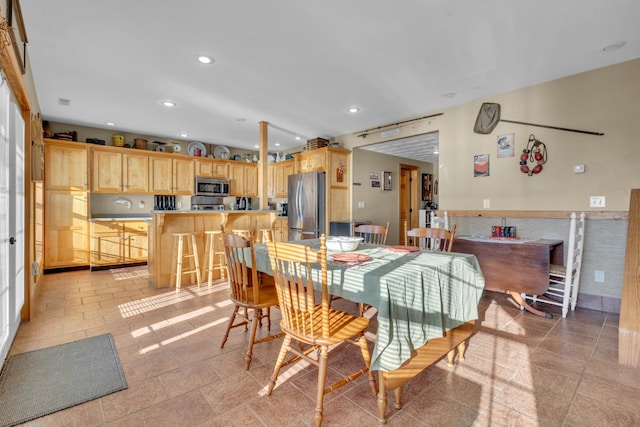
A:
228;163;244;196
195;159;214;177
44;190;89;268
275;161;294;197
124;221;148;262
295;150;326;173
211;161;228;178
173;158;194;195
91;222;123;266
91;150;122;193
45;142;88;190
244;164;258;197
150;156;173;194
123;152;150;193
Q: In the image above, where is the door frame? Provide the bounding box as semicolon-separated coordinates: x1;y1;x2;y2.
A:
399;164;419;245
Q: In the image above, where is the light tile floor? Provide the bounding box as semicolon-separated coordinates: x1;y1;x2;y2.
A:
8;266;640;426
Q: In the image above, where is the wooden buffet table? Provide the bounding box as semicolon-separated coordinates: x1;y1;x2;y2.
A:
453;236;564;318
148;210;278;287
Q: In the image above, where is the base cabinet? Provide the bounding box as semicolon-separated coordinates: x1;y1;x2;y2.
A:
273;217;288;242
44;190;89;268
91;221;148;267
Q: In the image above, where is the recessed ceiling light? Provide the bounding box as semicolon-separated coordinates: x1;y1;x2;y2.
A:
433;150;439;154
196;55;214;64
275;143;281;146
254;145;259;149
295;136;301;140
161;100;177;107
347;107;360;113
602;41;626;52
179;132;189;138
105;122;116;126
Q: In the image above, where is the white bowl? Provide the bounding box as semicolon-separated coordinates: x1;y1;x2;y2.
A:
326;236;362;252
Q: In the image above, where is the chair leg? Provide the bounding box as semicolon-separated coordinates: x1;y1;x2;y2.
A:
245;310;261;370
314;345;329;427
220;305;239;349
175;236;184;294
267;335;292;395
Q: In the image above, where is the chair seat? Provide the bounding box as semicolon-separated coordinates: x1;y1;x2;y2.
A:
231;283;279;309
280;307;370;346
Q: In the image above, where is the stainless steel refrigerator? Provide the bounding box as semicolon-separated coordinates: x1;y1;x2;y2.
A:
288;171;326;240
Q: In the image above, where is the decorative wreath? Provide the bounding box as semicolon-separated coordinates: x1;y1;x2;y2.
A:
519;134;547;176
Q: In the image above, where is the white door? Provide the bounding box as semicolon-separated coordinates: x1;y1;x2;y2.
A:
0;84;11;362
0;85;25;364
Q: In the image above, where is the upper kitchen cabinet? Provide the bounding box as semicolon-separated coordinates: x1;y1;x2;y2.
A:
44;139;88;190
195;157;229;178
229;162;258;197
294;147;351;176
91;147;150;194
149;154;194;195
271;159;295;198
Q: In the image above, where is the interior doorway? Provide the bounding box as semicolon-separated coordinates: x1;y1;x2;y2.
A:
399;165;419;245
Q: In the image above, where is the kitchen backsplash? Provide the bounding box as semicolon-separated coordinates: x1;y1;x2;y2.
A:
90;194;191;215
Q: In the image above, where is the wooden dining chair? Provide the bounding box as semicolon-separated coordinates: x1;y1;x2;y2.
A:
523;212;586;318
353;220;390;245
405;221;457;251
265;235;377;427
220;231;283;370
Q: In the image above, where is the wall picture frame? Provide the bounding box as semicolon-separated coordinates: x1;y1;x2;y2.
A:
474;154;490;177
382;171;392;191
497;133;514;158
421;173;433;201
6;0;28;74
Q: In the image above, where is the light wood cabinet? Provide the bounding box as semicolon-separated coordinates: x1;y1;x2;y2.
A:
195;158;228;178
229;162;258;197
150;155;194;195
91;221;148;266
273;217;288;242
44;139;88;190
295;149;327;173
91;149;150;194
44;190;89;268
273;160;294;198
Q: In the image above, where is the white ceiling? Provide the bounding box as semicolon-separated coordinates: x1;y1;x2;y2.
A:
19;1;640;162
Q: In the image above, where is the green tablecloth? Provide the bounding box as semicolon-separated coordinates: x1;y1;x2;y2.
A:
252;241;485;372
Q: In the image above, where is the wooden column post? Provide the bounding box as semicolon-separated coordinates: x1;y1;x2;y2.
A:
258;121;269;210
620;188;640;368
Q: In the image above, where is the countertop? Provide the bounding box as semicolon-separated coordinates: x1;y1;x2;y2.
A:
150;209;278;214
90;214;152;222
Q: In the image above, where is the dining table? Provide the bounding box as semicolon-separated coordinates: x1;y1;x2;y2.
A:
250;239;485;423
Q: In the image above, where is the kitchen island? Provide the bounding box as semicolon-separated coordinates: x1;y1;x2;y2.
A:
148;210;278;288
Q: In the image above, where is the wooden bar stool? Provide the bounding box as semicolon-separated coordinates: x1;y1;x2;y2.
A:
202;230;226;287
254;228;275;243
170;232;202;293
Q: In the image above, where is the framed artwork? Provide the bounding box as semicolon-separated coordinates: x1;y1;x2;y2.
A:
369;172;379;180
474;154;490;177
421;173;433;201
371;180;380;188
382;171;392;191
497;133;514;158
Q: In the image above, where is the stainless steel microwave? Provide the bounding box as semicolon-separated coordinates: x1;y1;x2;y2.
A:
194;177;229;197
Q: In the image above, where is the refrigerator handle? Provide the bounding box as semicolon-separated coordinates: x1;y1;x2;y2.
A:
297;180;303;218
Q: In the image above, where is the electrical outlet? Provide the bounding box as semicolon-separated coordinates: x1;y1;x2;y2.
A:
138;201;145;208
483;199;490;209
358;201;365;208
574;164;585;173
590;196;605;208
177;201;182;209
595;270;605;283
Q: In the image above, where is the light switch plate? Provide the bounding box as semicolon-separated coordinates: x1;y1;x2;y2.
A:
358;201;365;208
590;196;605;208
574;164;585;173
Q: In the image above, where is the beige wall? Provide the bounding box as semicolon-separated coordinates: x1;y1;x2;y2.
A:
341;58;640;211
